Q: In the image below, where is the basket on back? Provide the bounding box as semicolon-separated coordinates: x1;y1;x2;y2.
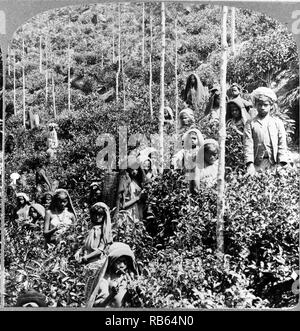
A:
99;171;120;210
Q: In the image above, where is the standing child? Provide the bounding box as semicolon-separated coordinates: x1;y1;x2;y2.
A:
226;99;250;136
86;242;138;308
27;203;46;230
75;202;113;293
197;139;219;188
172;128;205;193
43;189;76;244
46;123;59;160
244;87;288;174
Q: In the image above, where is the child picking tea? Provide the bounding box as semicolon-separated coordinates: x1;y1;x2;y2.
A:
15;193;31;222
86;242;138;308
43;189;76;244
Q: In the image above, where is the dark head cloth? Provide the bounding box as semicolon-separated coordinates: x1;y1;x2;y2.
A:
15;290;48;307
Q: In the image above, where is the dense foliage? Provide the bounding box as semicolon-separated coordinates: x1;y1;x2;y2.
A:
3;3;299;308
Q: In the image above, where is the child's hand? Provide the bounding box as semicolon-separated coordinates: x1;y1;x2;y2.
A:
246;163;255;176
110;282;119;296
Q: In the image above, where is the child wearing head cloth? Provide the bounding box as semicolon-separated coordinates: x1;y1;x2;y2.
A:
15;289;48;308
26;203;46;230
75;202;113;299
172;128;205;193
195;139;219;189
43;189;77;244
15;193;31;222
183;72;208;113
226;98;251;136
178;108;196;138
86;242;137;308
244;87;288;174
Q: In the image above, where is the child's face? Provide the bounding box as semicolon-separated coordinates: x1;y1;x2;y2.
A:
91;208;105;224
29;207;38;220
230;104;241;119
190;75;196;85
57;193;68;210
231;86;240;97
142;160;151;171
17;197;25;206
44;194;52;208
204;145;218;165
188;132;198;148
113;256;128;275
181;114;190;126
256;99;271;118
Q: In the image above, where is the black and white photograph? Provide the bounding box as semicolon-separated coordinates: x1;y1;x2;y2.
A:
0;1;299;310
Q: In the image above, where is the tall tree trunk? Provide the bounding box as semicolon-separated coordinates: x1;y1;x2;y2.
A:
216;5;228;254
116;3;121;103
231;7;236;56
68;41;71;112
122;58;126;111
22;37;26;128
142;3;145;67
174;16;179;136
13;51;16;115
112;29;115;63
52;71;56;119
159;2;166;172
39;35;43;73
45;37;48;105
7;45;11;76
149;9;153;119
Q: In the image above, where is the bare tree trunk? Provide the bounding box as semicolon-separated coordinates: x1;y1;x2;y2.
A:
52;71;56;119
142;3;145;67
175;16;179;136
216;5;228;255
149;9;153;119
231;7;236;56
159;2;166;172
116;3;121;103
68;41;71;112
7;45;11;76
39;35;43;73
13;51;16;115
122;58;126;111
112;30;115;63
22;37;26;128
45;37;48;105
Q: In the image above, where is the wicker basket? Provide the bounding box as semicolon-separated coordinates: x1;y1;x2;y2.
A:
100;171;120;210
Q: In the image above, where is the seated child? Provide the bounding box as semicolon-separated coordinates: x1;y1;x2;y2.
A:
43;189;76;244
15;193;31;222
86;242;138;308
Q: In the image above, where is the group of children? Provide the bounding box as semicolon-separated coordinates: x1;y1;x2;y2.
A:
11;73;291;307
13;184;140;308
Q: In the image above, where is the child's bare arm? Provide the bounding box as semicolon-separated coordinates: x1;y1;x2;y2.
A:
43;211;58;237
82;249;104;263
